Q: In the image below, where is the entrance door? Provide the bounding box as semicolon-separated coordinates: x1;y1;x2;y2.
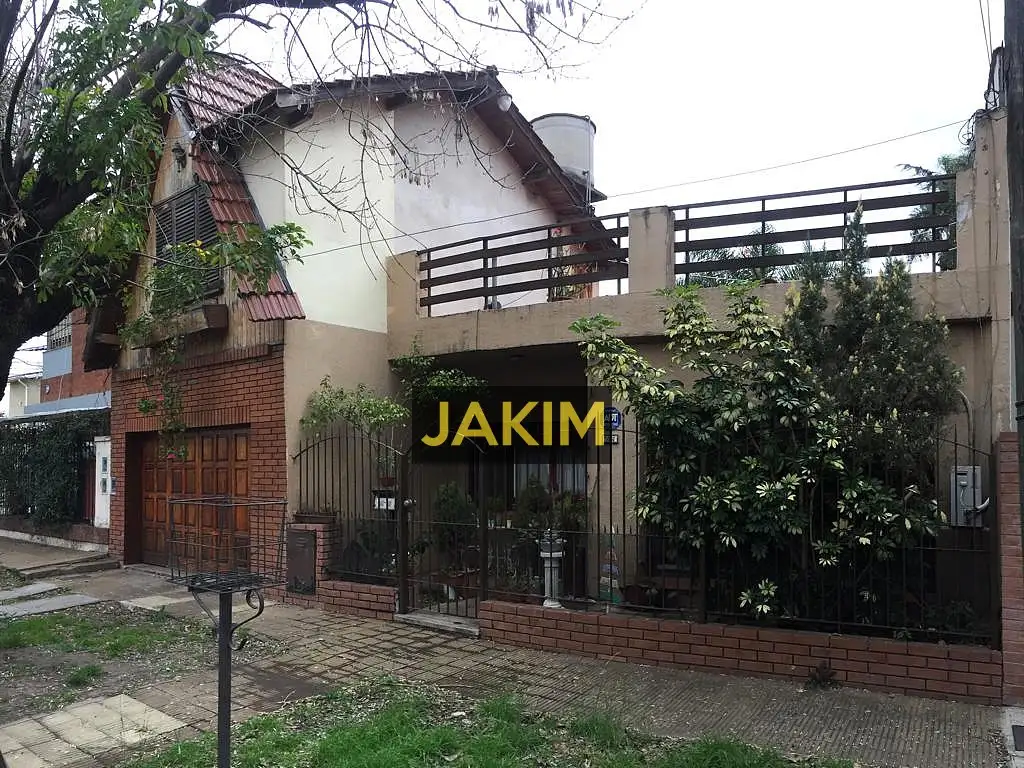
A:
139;429;250;567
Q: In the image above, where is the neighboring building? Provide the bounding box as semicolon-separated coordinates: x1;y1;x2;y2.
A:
1;308;115;548
86;61;608;567
28;308;111;415
4;372;41;418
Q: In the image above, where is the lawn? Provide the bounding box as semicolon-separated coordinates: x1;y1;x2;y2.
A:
0;602;282;720
123;679;853;768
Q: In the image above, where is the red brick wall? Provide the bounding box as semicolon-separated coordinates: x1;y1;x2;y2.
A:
999;432;1024;704
108;344;286;562
479;602;1002;704
275;581;396;621
41;309;111;402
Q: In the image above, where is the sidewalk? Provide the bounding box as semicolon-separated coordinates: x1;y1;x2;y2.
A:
0;563;1009;768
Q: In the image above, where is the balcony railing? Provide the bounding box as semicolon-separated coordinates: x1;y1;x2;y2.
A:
415;175;957;315
673;175;956;280
417;212;629;317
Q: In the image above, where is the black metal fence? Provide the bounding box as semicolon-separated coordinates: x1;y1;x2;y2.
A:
294;419;998;647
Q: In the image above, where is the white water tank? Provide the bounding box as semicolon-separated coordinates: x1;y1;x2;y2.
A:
530;113;596;189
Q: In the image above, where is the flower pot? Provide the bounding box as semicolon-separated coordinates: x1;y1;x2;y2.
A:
377;476;396;488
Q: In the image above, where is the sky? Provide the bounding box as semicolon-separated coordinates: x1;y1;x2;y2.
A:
2;0;1004;411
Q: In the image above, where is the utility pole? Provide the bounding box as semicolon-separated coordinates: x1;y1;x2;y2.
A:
1007;0;1024;517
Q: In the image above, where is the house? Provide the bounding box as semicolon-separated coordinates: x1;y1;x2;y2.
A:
85;60;609;568
0;311;114;548
4;372;41;418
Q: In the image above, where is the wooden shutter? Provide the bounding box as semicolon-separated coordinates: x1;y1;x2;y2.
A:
152;185;223;298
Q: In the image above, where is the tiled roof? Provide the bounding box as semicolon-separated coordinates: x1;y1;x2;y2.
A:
180;60;282;130
190;138;305;323
182;59;303;323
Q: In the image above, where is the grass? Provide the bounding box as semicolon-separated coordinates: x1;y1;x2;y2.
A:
66;664;104;687
121;679;853;768
0;608;189;658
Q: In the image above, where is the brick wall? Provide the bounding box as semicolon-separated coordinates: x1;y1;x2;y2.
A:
479;602;1002;704
275;581;396;621
41;308;111;402
999;433;1024;704
108;344;286;562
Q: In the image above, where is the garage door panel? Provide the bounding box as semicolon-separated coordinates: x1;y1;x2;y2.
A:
139;428;251;567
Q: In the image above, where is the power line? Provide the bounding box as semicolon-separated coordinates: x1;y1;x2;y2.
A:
294;115;972;261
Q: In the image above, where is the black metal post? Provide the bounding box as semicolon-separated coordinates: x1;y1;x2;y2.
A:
397;452;410;613
217;591;233;768
479;485;490;603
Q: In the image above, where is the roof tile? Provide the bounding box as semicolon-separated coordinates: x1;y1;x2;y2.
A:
189;136;304;322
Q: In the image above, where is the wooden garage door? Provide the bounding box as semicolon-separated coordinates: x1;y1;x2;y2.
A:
140;429;250;567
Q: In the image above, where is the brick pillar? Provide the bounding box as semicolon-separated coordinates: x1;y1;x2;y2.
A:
999;433;1024;704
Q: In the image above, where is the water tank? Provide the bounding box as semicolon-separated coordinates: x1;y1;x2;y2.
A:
530;113;596;189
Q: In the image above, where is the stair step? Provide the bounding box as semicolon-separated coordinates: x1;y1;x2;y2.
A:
20;556;119;580
0;581;60;603
0;593;100;618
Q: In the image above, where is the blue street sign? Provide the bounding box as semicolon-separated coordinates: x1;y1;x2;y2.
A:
605;406;622;431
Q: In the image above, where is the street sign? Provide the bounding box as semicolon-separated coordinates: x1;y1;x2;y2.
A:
605;406;622;431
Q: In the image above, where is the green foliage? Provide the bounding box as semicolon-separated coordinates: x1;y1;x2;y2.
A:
391;343;488;408
122;680;852;768
902;149;973;270
0;411;109;524
0;608;186;658
572;208;962;619
119;226;310;457
66;664;104;687
432;482;478;559
302;380;409;434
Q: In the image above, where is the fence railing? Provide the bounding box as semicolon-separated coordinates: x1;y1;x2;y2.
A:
295;417;998;647
417;211;629;316
413;175;959;316
674;175;957;279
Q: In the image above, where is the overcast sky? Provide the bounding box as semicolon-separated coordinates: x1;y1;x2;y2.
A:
2;0;1003;411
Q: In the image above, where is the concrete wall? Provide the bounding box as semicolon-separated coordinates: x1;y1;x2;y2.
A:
6;379;39;417
240;101;396;333
392;102;559;315
283;319;392;513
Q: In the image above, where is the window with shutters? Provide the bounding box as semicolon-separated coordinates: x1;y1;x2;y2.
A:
152;184;223;298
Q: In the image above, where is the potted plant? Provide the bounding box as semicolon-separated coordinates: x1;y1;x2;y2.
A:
376;451;397;487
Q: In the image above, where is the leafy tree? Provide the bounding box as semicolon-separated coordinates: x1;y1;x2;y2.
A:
0;0;631;388
571;210;962;622
901;149;972;270
680;226;840;287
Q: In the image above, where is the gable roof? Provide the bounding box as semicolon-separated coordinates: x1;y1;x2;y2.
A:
176;59;304;322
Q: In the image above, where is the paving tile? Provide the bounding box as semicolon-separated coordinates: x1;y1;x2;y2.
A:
40;718;109;750
120;595;193;611
0;720;53;748
0;593;99;618
24;737;92;765
0;582;59;603
2;747;49;768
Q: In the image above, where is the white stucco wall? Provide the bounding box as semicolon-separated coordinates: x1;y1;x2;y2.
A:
239;98;562;327
239;101;396;332
391;103;559;316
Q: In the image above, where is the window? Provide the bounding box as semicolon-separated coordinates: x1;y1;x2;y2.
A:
153;185;223;298
46;314;72;350
513;446;587;496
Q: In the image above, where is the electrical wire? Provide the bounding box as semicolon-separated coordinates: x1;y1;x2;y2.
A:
295;115;973;262
979;0;992;60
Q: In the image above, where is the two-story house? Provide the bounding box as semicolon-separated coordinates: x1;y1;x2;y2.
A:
84;59;607;570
